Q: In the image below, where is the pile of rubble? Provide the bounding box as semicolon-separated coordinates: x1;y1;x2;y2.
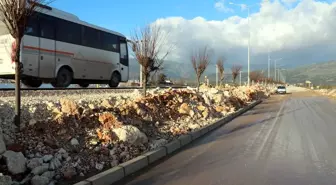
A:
0;85;271;185
316;89;336;98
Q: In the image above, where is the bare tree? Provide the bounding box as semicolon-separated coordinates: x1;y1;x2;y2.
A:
191;47;211;92
249;70;264;83
0;0;52;126
158;73;167;84
130;24;172;96
231;64;242;84
216;57;225;86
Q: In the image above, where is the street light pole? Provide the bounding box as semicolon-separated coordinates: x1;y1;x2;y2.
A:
274;59;277;81
229;2;258;86
247;6;251;86
268;48;270;79
239;71;242;86
273;58;282;82
216;65;219;87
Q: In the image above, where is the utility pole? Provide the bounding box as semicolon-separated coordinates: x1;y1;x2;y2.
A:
216;64;218;87
268;48;270;79
274;59;277;82
229;2;259;86
247;6;251;86
239;71;242;86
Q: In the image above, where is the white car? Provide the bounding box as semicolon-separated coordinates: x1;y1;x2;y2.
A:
276;86;287;94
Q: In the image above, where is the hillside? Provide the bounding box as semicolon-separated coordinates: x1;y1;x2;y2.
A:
285;61;336;85
129;58;234;83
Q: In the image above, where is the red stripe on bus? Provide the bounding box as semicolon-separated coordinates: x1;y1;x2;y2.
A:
23;46;74;56
72;57;111;64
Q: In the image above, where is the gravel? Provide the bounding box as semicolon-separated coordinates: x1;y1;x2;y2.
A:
0;88;137;98
0;85;272;185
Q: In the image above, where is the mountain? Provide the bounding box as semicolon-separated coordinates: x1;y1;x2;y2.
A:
129;58;195;81
129;58;336;86
285;61;336;85
129;58;233;83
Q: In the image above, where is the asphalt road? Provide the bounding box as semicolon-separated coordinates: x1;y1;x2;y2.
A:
117;90;336;185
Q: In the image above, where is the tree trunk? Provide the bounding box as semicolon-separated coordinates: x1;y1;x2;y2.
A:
142;67;147;96
143;77;147;96
14;37;22;127
196;77;200;92
220;74;224;86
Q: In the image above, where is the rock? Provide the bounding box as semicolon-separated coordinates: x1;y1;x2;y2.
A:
58;148;67;154
120;151;128;158
27;158;43;170
215;105;225;112
109;147;117;156
112;125;148;146
19;174;34;184
98;112;122;129
42;155;53;163
213;94;225;103
12;181;20;185
70;138;79;146
3;151;27;174
41;171;55;180
60;99;78;115
101;99;113;108
202;109;209;119
19;123;26;131
49;158;61;170
54;174;61;180
88;104;98;110
43;138;58;149
28;154;35;159
209;88;219;94
35;153;42;158
189;110;195;118
29;119;37;126
3;134;14;146
110;160;118;167
32;164;49;175
149;139;168;150
48;181;56;185
197;105;206;111
133;89;142;96
95;162;104;171
31;175;50;185
188;123;200;130
202;94;211;105
55;153;63;161
223;91;230;97
62;166;77;179
89;138;99;146
0;134;6;154
178;103;191;114
135;107;146;117
0;173;12;185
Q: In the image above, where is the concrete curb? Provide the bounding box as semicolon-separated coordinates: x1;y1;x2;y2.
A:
73;99;262;185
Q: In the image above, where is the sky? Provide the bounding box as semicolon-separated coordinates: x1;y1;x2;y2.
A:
51;0;336;71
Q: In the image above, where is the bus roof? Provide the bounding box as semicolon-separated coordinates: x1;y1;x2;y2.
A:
34;6;126;38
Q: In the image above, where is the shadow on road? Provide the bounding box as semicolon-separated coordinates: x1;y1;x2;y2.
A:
115;97;303;185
